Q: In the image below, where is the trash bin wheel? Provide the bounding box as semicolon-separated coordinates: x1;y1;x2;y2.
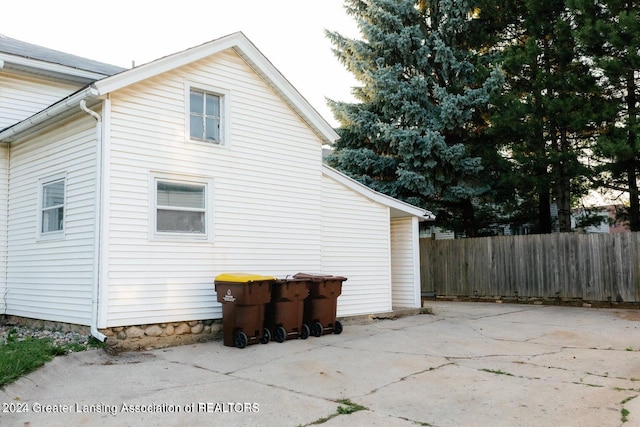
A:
234;331;249;349
274;326;287;343
260;328;271;344
333;320;343;335
311;321;323;337
300;324;310;340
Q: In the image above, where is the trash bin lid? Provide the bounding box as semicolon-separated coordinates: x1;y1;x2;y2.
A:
215;273;276;283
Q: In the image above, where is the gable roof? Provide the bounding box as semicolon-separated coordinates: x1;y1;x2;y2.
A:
322;165;435;220
0;34;126;82
0;32;339;144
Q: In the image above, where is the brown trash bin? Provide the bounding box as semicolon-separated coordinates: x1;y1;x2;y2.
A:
214;273;275;349
293;273;347;337
265;278;310;342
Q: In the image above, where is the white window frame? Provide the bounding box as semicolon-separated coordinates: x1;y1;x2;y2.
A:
185;80;230;147
150;173;214;242
38;173;66;240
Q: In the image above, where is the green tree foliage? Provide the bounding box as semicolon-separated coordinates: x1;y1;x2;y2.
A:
326;0;503;236
327;0;639;235
570;0;640;231
490;0;603;233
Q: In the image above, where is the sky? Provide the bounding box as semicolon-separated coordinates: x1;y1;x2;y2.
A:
0;0;360;127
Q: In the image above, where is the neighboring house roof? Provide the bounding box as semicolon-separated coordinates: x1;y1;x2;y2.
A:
322;164;434;220
0;32;338;145
0;34;126;82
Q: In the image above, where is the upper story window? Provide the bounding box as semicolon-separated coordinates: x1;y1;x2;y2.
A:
39;175;66;237
190;90;221;143
186;82;230;146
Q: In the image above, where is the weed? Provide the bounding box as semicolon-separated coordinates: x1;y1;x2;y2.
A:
88;336;107;349
480;368;514;376
621;408;630;423
620;396;637;424
305;399;368;425
621;396;637;405
573;382;603;388
336;399;367;415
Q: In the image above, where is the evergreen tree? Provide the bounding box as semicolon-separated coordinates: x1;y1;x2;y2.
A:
490;0;601;232
325;0;503;236
570;0;640;231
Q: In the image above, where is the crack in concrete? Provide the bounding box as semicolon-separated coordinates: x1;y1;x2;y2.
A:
365;362;455;396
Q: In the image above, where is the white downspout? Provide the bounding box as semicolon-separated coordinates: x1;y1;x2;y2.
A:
80;99;107;343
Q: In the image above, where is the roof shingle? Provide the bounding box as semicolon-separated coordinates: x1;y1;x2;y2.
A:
0;34;126;76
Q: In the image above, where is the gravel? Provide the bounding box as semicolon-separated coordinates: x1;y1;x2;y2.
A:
0;323;91;348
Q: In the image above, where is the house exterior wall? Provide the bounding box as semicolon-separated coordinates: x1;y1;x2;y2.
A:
6;116;97;325
390;216;421;308
321;172;392;316
0;71;80;129
103;49;324;327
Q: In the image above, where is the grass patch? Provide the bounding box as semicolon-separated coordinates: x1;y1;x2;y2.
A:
0;331;103;388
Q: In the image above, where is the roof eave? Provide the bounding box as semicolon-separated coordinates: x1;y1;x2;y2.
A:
0;53;113;84
0;86;100;143
1;32;340;146
322;164;435;220
92;32;339;145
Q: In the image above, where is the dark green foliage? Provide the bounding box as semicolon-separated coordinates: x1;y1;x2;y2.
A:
570;0;640;230
327;0;640;235
326;0;504;236
490;0;604;233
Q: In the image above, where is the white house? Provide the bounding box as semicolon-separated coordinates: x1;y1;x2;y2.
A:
0;32;432;347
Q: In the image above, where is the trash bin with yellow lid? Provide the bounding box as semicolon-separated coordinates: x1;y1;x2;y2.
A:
293;273;347;337
214;273;275;348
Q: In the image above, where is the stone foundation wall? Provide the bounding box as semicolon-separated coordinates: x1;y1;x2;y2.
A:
101;320;222;351
3;316;91;335
3;315;223;351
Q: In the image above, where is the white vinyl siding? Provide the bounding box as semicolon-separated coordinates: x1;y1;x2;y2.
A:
0;71;81;129
6;118;97;325
391;217;421;308
321;173;391;316
104;49;323;326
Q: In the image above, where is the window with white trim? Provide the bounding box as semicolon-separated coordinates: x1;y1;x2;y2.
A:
186;82;229;146
154;178;208;237
190;89;223;143
40;177;65;235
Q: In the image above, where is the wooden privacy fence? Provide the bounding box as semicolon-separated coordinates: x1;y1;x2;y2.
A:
420;233;640;302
